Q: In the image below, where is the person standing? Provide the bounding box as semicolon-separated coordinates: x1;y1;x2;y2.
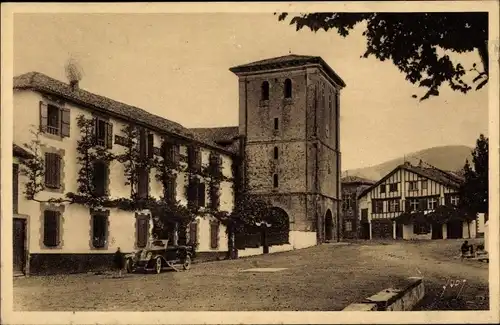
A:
114;247;125;277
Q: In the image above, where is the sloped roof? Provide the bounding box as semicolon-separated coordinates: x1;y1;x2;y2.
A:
358;163;464;199
14;72;234;155
189;126;239;144
404;164;463;188
229;54;346;88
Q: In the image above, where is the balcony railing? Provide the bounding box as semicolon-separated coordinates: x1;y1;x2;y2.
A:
46;126;59;135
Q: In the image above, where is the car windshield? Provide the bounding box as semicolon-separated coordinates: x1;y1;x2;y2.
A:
149;240;166;249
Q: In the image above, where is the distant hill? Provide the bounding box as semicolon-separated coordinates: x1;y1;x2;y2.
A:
343;145;473;181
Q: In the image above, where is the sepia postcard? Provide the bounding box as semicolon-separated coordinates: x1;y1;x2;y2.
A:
1;1;499;324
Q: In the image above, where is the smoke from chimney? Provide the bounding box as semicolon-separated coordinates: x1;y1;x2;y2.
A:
64;56;84;91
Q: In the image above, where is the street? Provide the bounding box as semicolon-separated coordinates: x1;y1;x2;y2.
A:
13;239;489;311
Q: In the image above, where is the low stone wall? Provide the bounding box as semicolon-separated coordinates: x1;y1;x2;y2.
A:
342;277;425;311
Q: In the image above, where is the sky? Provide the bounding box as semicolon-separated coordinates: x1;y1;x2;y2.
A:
13;13;489;170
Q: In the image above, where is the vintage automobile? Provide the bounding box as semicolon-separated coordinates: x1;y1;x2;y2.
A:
125;239;195;274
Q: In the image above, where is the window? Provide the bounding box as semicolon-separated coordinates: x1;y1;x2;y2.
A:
92;212;108;248
210;222;220;249
209;153;222;176
13;163;19;214
421;180;428;190
187;177;200;207
47;105;60;135
261;81;270;100
389;183;398;192
147;133;154;159
198;182;206;207
44;152;61;189
165;174;177;202
451;195;459;206
273;147;279;159
342;194;352;210
274;118;279;131
273;174;279;188
409;198;419;212
94;117;113;148
427;197;437;210
39;102;70;138
380;184;386;194
136;216;149;248
188;146;201;172
389;199;400;212
408;181;418;191
43;210;60;247
373;200;384;213
163;142;179;166
284;78;292;99
344;220;353;232
189;222;198;246
92;161;108;197
414;222;430;235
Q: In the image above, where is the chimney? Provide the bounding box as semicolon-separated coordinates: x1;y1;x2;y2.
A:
70;79;79;91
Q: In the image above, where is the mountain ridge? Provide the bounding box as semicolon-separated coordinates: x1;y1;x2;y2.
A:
343;145;473;181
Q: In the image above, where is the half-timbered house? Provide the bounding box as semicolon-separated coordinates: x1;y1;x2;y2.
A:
358;161;481;240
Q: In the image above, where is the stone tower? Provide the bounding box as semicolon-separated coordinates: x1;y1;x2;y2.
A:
229;54;346;247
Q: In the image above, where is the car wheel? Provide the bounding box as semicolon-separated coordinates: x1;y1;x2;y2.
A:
155;257;162;274
183;255;192;270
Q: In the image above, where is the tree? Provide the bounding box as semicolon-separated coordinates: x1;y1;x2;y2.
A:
276;12;488;101
459;134;489;224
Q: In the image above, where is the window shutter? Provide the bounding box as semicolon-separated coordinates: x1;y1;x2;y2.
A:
54;154;61;188
92;117;98;145
13;164;19;214
147;133;154;159
44;153;53;187
210;222;219;249
173;145;180;165
60;108;71;138
196;148;202;172
210;184;220;210
44;211;59;247
106;122;113;149
39;101;48;132
189;222;198;245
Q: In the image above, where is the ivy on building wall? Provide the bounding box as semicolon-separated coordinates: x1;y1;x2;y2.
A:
19;116;287;257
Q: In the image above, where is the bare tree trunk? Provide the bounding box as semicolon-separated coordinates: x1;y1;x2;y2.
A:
477;42;489;76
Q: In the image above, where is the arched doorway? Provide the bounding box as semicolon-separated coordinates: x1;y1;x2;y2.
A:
325;209;333;242
266;207;290;249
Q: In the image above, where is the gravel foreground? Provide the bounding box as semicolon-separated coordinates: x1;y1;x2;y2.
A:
13;239;489;311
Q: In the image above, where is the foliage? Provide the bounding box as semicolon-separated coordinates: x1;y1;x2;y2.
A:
66;115;116;207
459;134;489;219
115;124;140;198
19;128;46;201
276;12;489;100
